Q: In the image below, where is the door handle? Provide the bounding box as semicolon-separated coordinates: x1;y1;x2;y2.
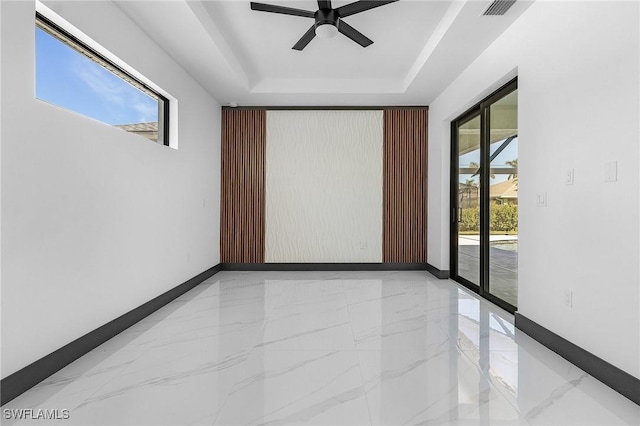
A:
453;208;462;223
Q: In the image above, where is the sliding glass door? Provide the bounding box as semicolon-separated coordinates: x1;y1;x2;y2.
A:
454;113;481;287
487;89;518;307
451;79;518;312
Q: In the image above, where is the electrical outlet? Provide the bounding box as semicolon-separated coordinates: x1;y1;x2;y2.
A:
604;160;617;182
359;242;367;250
536;192;547;207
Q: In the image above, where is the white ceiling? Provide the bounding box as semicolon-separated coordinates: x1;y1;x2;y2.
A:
116;0;533;106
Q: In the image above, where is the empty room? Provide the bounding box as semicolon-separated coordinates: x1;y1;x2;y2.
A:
1;0;639;425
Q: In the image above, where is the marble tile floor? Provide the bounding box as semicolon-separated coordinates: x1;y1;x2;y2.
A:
2;271;638;425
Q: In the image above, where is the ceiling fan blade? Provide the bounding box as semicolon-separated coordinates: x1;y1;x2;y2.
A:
317;0;332;9
338;20;373;47
336;0;399;18
250;2;315;18
292;25;317;50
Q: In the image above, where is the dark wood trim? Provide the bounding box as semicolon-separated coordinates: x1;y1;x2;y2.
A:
0;264;222;406
220;109;266;263
426;263;449;279
222;106;429;111
222;263;429;271
383;108;428;263
515;313;640;406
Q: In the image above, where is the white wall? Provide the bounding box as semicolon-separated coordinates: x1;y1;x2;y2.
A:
265;110;383;262
428;1;639;378
1;1;221;377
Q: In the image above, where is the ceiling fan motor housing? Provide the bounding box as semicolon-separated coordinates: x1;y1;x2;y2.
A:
314;8;339;30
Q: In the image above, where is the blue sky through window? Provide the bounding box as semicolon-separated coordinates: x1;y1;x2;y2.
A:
35;27;158;126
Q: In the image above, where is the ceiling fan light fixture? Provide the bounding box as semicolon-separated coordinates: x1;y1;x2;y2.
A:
250;1;399;50
315;23;338;39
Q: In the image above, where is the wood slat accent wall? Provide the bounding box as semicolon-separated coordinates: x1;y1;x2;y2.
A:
221;109;266;263
383;109;429;263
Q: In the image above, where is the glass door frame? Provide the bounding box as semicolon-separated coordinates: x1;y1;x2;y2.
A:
450;78;518;314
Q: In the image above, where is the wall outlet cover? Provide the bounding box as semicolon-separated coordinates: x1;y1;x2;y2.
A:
604;160;617;182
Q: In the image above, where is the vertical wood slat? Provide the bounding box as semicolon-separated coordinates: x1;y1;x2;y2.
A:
383;109;428;263
221;109;266;263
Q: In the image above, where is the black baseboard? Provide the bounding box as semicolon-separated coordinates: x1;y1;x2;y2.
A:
222;262;428;271
426;263;449;279
515;313;640;406
0;264;222;406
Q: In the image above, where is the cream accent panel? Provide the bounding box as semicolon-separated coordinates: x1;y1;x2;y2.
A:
265;110;383;262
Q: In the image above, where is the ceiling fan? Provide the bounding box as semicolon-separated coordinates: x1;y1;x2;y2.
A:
250;0;399;51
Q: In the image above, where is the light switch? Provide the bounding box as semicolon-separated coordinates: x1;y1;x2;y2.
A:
565;169;574;185
604;161;617;182
536;192;547;207
563;290;573;308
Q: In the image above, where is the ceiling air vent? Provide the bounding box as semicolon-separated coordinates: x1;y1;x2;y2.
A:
483;0;516;16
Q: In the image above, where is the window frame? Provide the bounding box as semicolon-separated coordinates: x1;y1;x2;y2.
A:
35;11;170;146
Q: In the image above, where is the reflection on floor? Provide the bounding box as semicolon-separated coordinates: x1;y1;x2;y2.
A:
3;271;638;425
458;237;518;306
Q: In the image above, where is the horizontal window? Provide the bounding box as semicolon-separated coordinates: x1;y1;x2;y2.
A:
35;12;169;145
